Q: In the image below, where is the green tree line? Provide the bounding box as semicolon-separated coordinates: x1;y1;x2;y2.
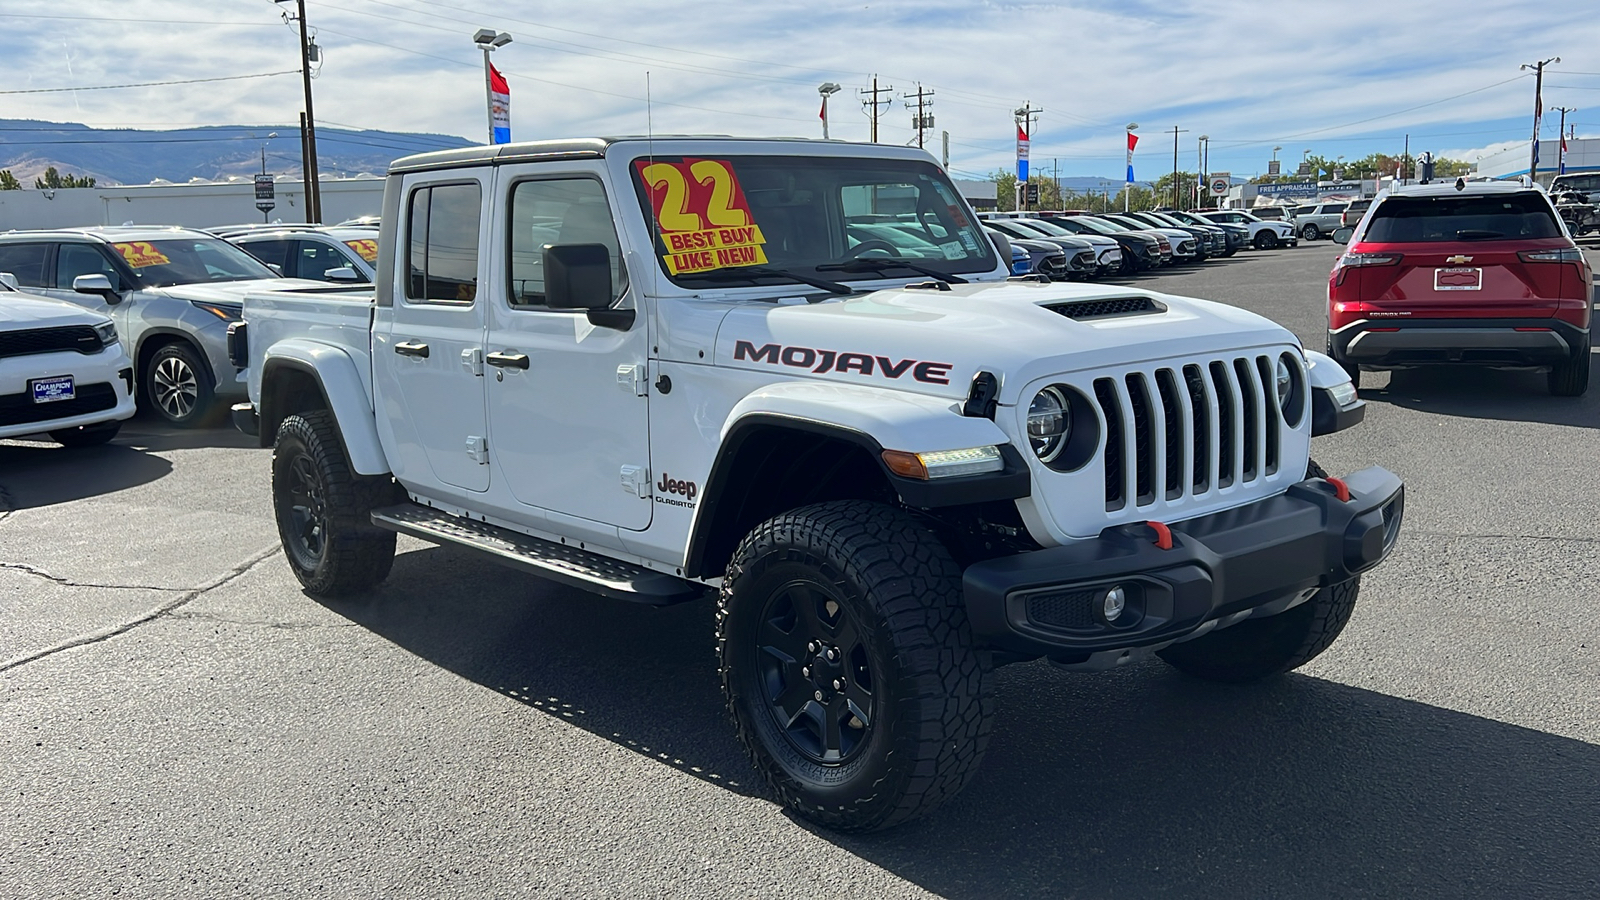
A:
0;167;96;190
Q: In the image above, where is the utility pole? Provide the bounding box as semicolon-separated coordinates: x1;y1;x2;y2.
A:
902;84;935;149
1170;125;1188;209
1522;57;1559;184
276;0;322;223
1555;106;1576;176
859;75;893;143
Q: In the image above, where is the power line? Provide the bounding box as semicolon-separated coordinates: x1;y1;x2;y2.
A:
0;12;276;26
0;71;301;96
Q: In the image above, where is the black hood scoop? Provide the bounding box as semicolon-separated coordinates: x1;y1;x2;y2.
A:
1044;296;1167;320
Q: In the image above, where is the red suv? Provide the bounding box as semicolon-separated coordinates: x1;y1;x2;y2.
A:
1327;181;1591;396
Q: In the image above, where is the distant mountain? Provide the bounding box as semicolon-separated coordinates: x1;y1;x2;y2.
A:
0;119;476;186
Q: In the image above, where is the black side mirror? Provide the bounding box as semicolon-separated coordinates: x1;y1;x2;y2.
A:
73;273;122;304
1332;227;1355;245
544;243;611;310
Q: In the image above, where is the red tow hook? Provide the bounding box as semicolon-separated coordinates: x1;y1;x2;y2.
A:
1324;476;1352;503
1145;521;1173;551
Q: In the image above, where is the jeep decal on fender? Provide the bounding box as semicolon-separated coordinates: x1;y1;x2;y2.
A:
733;340;953;384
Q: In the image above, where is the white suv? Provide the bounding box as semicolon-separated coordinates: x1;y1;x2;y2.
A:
0;274;136;446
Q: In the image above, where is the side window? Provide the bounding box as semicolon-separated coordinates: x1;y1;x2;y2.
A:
55;243;122;290
295;241;351;280
242;239;292;274
507;178;625;309
406;182;482;303
0;242;52;287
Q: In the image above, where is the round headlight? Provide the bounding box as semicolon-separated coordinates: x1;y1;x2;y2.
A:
1275;356;1293;410
1026;386;1070;463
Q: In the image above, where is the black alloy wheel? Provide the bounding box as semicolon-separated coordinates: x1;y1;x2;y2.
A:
1255;231;1279;250
271;410;398;595
753;578;876;765
282;450;328;572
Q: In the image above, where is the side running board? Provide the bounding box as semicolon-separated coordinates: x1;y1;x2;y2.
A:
370;503;704;606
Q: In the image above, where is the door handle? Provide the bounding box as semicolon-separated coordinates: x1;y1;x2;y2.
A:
486;350;530;370
394;340;430;358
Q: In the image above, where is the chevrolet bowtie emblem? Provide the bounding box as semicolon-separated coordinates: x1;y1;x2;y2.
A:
1446;255;1473;264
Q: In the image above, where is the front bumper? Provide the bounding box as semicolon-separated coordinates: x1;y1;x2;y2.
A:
1331;317;1587;368
964;466;1404;662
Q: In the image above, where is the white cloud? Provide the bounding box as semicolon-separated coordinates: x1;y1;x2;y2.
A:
3;0;1600;178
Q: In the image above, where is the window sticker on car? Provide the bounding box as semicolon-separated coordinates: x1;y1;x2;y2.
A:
938;241;966;260
344;239;379;263
634;158;768;275
112;241;171;268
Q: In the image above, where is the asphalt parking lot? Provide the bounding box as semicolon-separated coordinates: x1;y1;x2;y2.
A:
3;244;1597;899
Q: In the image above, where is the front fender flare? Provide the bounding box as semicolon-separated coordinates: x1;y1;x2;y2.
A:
261;339;389;475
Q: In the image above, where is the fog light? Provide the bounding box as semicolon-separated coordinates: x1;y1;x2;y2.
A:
1102;586;1126;623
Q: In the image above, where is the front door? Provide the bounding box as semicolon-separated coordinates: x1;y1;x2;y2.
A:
42;241;133;347
372;176;491;494
484;169;652;530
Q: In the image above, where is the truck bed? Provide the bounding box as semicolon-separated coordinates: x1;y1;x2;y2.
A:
241;286;377;408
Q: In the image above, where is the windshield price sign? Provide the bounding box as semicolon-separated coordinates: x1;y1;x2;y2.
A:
255;174;275;213
635;158;768;275
112;241;172;268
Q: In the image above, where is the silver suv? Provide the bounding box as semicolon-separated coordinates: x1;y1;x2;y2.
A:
1291;202;1349;240
215;225;378;284
0;227;320;425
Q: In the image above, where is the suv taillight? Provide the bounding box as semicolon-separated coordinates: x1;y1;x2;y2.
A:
1332;252;1402;286
1517;248;1584;263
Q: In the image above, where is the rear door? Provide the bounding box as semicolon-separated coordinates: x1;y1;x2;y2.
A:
371;176;492;494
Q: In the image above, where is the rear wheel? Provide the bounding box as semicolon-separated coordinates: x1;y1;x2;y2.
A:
50;420;120;447
718;501;994;832
1300;223;1321;241
1549;335;1591;396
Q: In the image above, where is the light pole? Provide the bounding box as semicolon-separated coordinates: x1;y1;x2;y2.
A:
1125;122;1138;211
473;28;513;145
818;82;841;139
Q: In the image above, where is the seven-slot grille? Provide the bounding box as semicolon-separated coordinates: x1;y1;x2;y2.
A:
1093;355;1286;511
0;325;102;359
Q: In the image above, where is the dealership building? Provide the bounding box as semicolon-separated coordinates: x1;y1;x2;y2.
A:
1473;137;1600;186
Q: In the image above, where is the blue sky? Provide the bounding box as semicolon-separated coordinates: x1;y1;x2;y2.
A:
2;0;1598;182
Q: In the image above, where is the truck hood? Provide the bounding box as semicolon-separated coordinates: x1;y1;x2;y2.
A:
0;291;110;329
714;280;1299;406
152;278;326;306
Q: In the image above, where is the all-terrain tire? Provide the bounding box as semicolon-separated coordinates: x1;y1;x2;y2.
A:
1156;458;1358;682
718;500;994;833
272;410;399;596
1549;335;1590;396
50;420;121;447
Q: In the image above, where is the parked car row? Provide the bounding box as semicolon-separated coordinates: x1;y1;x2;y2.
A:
978;206;1297;278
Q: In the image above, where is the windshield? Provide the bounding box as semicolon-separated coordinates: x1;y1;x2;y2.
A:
631;155;995;288
1363;193;1563;242
112;237;278;288
1013;218;1074;238
1079;216;1131;233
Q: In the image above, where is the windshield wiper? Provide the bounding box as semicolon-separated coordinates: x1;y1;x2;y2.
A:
1456;229;1505;240
690;266;854;296
816;258;968;284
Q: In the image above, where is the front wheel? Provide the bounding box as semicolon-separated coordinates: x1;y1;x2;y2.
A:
272;410;399;596
718;501;994;833
50;420;121;447
1254;231;1279;250
146;342;215;427
1300;223;1321;241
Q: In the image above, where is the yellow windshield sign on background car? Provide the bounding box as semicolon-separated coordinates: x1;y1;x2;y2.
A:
344;239;379;263
634;158;768;275
112;241;171;268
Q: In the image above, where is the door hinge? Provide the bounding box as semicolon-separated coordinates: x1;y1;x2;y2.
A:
466;435;489;464
461;347;484;376
616;363;648;396
620;465;651;498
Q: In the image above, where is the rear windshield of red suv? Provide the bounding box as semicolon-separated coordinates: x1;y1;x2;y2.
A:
1365;193;1562;242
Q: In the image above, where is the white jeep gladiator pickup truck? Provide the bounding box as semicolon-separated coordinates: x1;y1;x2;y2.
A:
230;137;1402;832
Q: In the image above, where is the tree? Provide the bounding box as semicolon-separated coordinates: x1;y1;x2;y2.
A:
34;167;95;189
1150;171;1198;208
0;170;20;191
